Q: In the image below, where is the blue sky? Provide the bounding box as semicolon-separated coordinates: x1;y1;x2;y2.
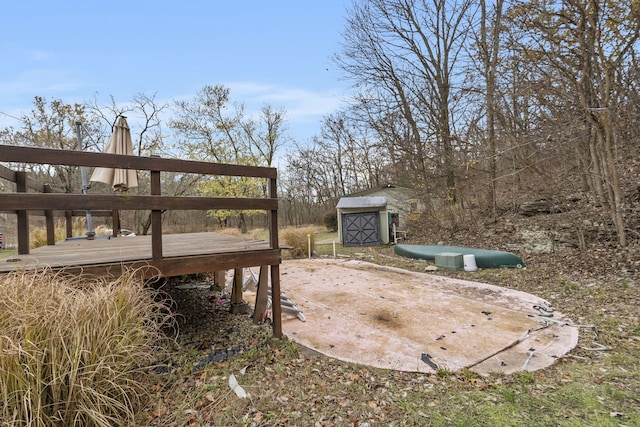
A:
0;1;353;144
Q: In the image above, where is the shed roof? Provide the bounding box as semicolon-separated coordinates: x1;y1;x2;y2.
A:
342;183;412;198
336;196;387;209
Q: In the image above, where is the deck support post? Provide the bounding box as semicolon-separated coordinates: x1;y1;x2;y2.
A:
252;266;270;324
270;264;282;337
230;268;245;314
213;270;226;288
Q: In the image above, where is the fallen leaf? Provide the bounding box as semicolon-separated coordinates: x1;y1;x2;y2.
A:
152;404;167;418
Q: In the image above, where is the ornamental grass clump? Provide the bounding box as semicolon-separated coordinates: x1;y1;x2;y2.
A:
281;226;318;258
0;269;174;427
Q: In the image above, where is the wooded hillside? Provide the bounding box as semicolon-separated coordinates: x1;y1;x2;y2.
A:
284;0;639;249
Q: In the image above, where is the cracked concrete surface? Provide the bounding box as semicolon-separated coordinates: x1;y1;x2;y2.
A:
268;258;579;375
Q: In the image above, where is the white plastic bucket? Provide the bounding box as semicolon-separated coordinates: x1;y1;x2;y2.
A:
463;254;477;272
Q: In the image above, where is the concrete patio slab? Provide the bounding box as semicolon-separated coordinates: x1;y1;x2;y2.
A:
270;258;579;375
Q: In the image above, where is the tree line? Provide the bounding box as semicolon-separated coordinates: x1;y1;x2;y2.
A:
0;88;289;234
292;0;638;246
1;0;638;247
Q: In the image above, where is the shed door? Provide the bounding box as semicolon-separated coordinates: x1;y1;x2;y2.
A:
342;212;380;247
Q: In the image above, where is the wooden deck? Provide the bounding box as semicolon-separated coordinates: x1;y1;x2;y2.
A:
0;232;280;279
0;144;283;336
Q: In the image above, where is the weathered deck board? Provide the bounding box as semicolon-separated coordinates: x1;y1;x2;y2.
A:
0;232;279;278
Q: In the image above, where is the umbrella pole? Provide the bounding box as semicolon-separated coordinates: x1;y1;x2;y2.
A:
76;121;95;239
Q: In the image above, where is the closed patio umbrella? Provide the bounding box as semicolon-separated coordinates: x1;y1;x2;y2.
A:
90;116;138;191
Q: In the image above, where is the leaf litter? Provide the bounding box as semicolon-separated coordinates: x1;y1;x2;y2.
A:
139;219;640;426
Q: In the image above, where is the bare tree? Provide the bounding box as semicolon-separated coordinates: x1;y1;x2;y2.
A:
171;85;247;163
86;93;168;157
336;0;478;201
85;93;170;234
243;104;291;168
508;0;640;246
170;85;289;231
477;0;505;217
10;96;99;193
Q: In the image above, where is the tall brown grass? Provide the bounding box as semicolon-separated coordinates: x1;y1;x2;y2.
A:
281;226;319;257
30;218;92;249
0;269;174;426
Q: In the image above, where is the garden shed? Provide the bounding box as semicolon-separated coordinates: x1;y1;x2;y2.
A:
337;184;422;246
336;196;388;246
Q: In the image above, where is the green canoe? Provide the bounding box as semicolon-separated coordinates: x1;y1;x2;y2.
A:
394;244;525;269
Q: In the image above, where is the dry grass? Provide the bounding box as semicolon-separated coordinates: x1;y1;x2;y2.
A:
29;218;90;249
28;221;120;249
0;269;175;426
216;227;243;237
281;226;320;258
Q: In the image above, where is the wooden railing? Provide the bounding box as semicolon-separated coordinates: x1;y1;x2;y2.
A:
0;163;122;246
0;144;279;258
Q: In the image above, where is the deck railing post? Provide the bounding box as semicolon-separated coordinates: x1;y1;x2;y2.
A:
43;184;55;246
16;171;29;255
111;210;120;237
268;177;279;250
150;169;162;260
65;210;73;238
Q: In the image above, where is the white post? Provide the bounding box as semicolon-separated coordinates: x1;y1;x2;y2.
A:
392;223;397;245
333;240;336;258
307;234;311;259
